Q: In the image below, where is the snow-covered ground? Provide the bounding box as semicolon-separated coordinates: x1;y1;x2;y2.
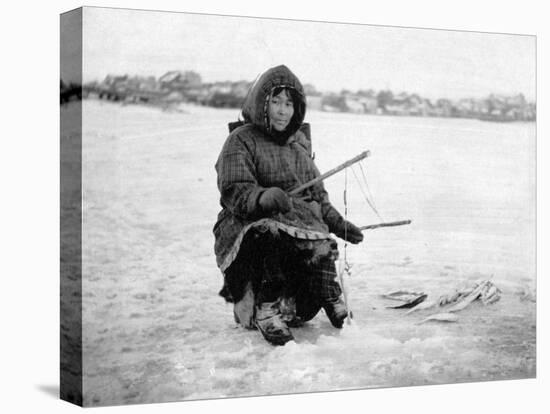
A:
65;99;535;406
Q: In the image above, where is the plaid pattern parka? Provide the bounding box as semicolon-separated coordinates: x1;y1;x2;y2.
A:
213;65;346;272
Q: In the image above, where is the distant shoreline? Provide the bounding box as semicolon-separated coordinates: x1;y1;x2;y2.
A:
64;94;536;124
72;71;535;123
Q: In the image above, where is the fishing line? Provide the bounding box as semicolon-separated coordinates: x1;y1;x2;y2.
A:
358;161;380;214
350;164;384;222
357;162;384;222
344;166;348;249
338;167;353;321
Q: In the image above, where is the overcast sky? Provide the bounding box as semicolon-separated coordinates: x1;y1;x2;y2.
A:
64;7;535;101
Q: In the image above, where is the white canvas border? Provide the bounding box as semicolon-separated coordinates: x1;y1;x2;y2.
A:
2;0;546;413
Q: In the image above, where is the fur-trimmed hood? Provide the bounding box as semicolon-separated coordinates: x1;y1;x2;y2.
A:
241;65;306;139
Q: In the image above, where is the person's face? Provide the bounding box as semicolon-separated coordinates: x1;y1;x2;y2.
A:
268;89;294;132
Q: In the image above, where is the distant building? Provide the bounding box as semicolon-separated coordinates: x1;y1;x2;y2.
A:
231;81;252;99
435;98;453;117
303;83;321;97
344;97;365;114
159;70;202;91
385;93;410;116
96;74;130;100
321;93;347;112
306;95;323;111
359;96;378;113
103;74;129;86
80;70;535;122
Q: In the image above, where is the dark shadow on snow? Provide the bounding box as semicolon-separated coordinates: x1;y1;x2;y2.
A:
36;384;59;399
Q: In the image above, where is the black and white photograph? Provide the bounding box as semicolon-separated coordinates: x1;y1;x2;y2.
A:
59;5;538;407
4;1;548;413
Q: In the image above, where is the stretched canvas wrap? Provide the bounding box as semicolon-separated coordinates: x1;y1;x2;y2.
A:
60;6;536;407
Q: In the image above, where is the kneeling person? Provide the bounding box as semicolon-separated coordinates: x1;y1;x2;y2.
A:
213;65;363;345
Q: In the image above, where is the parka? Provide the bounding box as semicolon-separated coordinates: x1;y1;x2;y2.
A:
213;65;346;275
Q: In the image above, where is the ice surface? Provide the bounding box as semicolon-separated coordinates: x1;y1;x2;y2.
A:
71;100;535;406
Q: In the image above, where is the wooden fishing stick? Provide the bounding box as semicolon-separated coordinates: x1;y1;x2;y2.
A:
288;151;411;231
360;220;412;230
289;150;370;195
